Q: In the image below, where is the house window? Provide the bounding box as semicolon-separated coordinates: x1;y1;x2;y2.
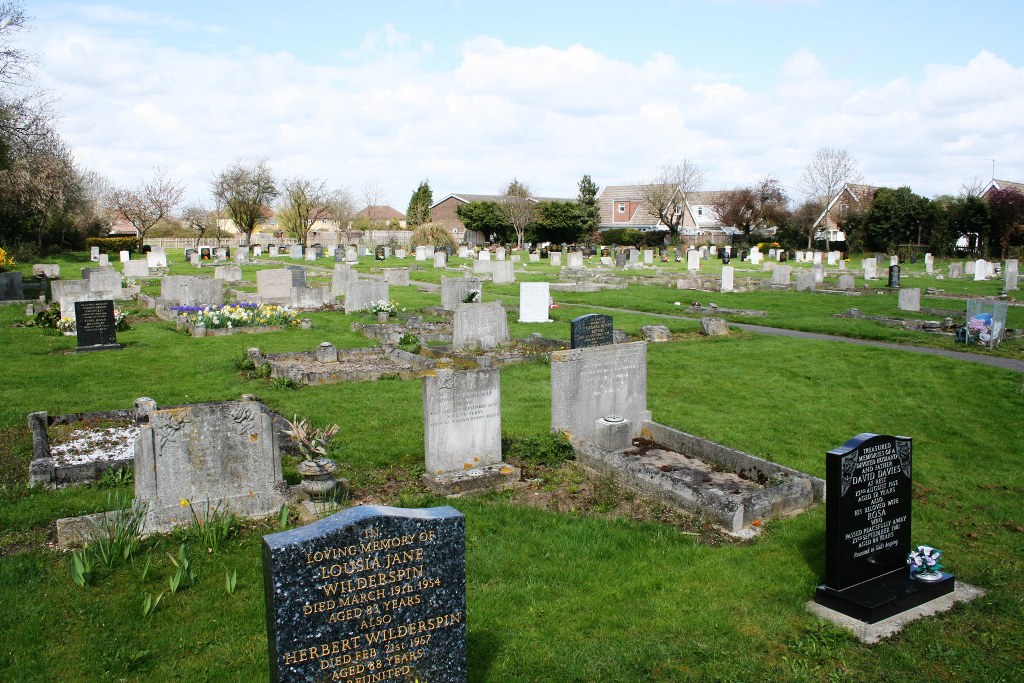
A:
840;204;848;216
697;208;703;216
617;202;626;213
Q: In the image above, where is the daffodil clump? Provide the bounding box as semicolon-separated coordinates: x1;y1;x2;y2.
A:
173;302;297;329
0;246;14;270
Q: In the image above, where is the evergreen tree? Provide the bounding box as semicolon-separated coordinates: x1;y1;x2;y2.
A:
577;174;600;237
406;180;433;227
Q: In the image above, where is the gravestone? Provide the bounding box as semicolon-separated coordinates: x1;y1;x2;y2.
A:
700;317;729;336
687;250;700;271
478;250;490;261
471;260;494;275
268;246;279;257
549;252;562;267
815;433;954;623
491;261;515;285
964;261;976;276
452;301;509;350
415;246;428;261
357;246;368;257
518;282;550;323
888;265;900;289
382;268;410;287
550;341;648;444
253;245;264;257
643;249;653;264
1005;258;1019;275
863;259;877;280
570;313;613;348
422;367;519;494
262;505;466;683
90;246;100;262
344;281;390;314
898;288;921;312
566;252;584;269
813;263;825;284
434;252;447;268
74;300;120;352
290;245;304;259
495;247;506;260
190;252;201;267
119;250;130;263
0;271;24;300
305;248;317;262
135;398;286;533
974;259;987;281
615;251;627;268
146;251;168;268
720;266;734;292
395;249;406;259
123;259;150;278
215;247;228;261
949;262;963;279
795;270;816;292
771;265;793;286
258;269;295;301
237;247;250;263
375;245;386;261
441;277;482;311
1006;271;1019;291
284;266;307;289
750;250;763;266
97;254;109;267
331;265;357;296
890;255;899;266
215;264;242;283
529;253;540;262
924;253;934;274
837;274;855;291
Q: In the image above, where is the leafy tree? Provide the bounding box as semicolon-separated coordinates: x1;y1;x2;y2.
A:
862;187;933;252
498;178;534;248
406;180;432;227
798;147;862;250
105;167;184;251
986;187;1024;258
211;159;277;244
533;200;585;244
635;159;705;240
713;188;757;238
457;201;511;243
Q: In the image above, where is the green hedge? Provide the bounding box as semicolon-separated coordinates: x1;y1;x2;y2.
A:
596;228;666;247
85;237;136;255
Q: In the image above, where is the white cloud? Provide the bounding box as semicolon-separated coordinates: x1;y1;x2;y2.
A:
31;16;1024;209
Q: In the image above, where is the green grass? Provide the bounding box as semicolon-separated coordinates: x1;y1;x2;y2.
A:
1;250;1023;681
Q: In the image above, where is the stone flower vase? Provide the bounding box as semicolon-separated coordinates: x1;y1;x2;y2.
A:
298;458;338;497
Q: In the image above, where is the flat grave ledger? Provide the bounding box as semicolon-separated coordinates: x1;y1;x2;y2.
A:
263;505;466;683
815;433;954;623
74;300;120;352
570;313;613;349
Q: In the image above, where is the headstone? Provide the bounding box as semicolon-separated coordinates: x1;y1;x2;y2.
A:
863;259;877;280
262;505;466;683
331;265;356;297
1005;258;1019;275
89;270;123;294
949;262;963;279
268;245;279;257
146;251;168;268
135;398;285;533
253;245;264;257
290;245;304;259
345;247;358;263
771;265;793;286
643;249;653;264
441;276;482;311
815;433;953;623
750;251;763;266
888;265;901;289
495;247;506;261
123;260;150;278
90;246;100;262
720;266;734;292
687;250;700;271
32;264;60;279
898;288;921;312
119;250;130;263
304;248;317;262
529;253;540;263
518;282;550;323
700;317;729;336
434;252;447;268
550;341;648;443
837;274;855;291
258;269;294;300
190;252;201;267
827;252;838;266
640;325;671;342
236;247;250;263
924;253;934;274
627;247;639;264
95;254;108;267
615;251;627;268
974;259;986;281
452;301;509;350
549;252;562;267
890;255;899;266
315;342;338;364
395;249;406;259
795;270;816;292
813;263;825;284
382;268;409;287
491;261;515;285
566;252;584;269
375;245;386;261
1005;271;1018;291
74;300;120;352
415;246;428;261
570;313;613;349
964;261;976;276
215;264;242;283
478;250;490;261
344;281;389;314
285;266;307;289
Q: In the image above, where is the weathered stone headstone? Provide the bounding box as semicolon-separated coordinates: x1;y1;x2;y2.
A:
215;264;242;283
837;274;855;291
570;313;613;348
974;259;987;281
549;252;562;267
924;253;934;274
478;250;490;261
90;246;100;262
375;245;386;261
146;251;168;268
344;281;390;314
119;250;130;263
643;249;653;264
815;433;953;623
1006;271;1019;291
550;341;648;443
135;398;285;533
813;263;825;284
700;317;729;336
898;288;921;312
795;270;816;292
614;251;627;268
433;252;447;268
771;265;793;286
415;246;429;261
382;268;410;287
518;282;550;323
97;254;109;267
566;251;584;269
687;250;700;271
290;245;304;259
720;265;734;292
305;248;317;262
258;269;295;301
262;505;466;683
441;276;482;311
1005;258;1019;275
74;300;120;352
491;261;515;284
641;325;671;342
949;262;963;279
888;265;900;289
284;266;307;289
964;261;976;276
331;265;356;296
452;301;509;350
495;247;506;261
890;255;899;266
863;259;877;280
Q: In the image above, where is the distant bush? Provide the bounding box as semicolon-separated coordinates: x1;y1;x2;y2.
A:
596;228;665;248
410;223;456;250
87;237;136;254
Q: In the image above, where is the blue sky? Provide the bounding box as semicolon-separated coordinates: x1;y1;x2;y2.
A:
24;0;1024;208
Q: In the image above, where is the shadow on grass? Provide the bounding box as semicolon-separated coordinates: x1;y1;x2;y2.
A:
467;627;500;683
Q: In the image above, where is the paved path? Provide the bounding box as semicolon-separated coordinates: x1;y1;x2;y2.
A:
560;303;1024;373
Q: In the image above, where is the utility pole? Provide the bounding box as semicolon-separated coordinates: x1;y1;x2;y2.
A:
985;158;995;180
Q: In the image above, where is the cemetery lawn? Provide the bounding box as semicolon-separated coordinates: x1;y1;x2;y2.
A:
1;273;1024;680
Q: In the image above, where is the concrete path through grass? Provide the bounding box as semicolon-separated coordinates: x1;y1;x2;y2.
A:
562;303;1024;374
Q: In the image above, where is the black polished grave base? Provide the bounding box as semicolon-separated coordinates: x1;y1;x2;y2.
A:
75;343;122;354
815;570;955;624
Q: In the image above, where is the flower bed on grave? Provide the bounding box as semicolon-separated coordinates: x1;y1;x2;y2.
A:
173;302;298;337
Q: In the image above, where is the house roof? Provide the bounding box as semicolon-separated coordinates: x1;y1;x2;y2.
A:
598;185;731;229
812;183;878;229
984;179;1024;195
431;192;570;209
353;205;406;221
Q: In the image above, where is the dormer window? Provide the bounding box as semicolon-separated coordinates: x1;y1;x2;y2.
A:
698;208;703;216
617;202;626;213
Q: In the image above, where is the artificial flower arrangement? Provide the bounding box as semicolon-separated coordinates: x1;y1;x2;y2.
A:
907;545;944;580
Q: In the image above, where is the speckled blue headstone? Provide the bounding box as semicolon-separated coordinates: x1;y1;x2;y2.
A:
263;505;466;683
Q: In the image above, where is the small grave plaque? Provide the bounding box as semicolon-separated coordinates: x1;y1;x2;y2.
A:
263;505;466;683
74;299;120;352
815;433;954;623
570;313;613;349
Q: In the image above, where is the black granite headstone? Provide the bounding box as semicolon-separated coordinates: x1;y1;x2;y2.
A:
570;313;614;349
74;299;120;352
284;266;307;288
263;505;466;683
375;245;386;261
815;433;954;623
888;265;901;289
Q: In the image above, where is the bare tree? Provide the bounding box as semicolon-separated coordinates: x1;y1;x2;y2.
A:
713;188;757;238
180;202;220;249
635;159;706;239
0;1;32;88
798;147;861;250
105;167;184;251
498;177;534;248
360;182;387;228
277;176;354;248
211;158;277;244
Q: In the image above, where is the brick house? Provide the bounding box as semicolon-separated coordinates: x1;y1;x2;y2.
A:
597;185;738;245
811;183;877;243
